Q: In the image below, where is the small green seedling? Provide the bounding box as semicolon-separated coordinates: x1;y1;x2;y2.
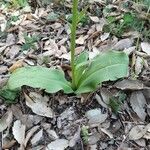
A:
0;0;129;102
21;33;39;51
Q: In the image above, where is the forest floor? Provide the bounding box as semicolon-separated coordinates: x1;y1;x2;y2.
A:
0;0;150;150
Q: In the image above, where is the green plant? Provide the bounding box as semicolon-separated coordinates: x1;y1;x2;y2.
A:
104;12;146;37
11;0;29;8
0;0;129;101
81;126;89;144
21;33;39;51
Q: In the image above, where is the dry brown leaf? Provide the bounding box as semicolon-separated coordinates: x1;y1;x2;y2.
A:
6;34;15;46
141;42;150;56
135;56;143;75
12;120;26;145
90;16;100;22
24;125;40;147
86;109;107;125
24;92;54;118
0;109;13;132
129;125;145;140
76;35;85;45
113;38;134;50
114;79;145;90
130;91;147;121
46;139;69;150
8;59;24;73
31;129;43;145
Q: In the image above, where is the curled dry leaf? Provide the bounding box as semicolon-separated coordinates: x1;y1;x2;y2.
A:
12;120;26;145
0;109;13;132
130;91;147;121
24;92;54;118
46;139;69;150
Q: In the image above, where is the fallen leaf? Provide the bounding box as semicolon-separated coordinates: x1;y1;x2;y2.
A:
113;38;134;50
6;34;15;46
8;59;24;73
114;79;145;90
100;33;110;41
46;129;59;140
100;128;113;139
90;16;100;22
86;109;107;125
69;127;81;147
24;125;40;147
46;139;69;150
0;110;13;132
129;125;145;140
31;129;43;145
130;91;147;121
12;120;26;145
24;92;54;118
141;42;150;56
135;56;143;75
76;35;85;45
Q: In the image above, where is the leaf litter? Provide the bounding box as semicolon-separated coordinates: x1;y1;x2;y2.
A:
0;0;150;149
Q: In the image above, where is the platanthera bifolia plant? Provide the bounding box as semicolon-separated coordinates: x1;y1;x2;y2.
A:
0;0;129;102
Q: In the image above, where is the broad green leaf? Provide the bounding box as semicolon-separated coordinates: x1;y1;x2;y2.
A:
7;66;73;94
76;51;129;94
75;51;89;65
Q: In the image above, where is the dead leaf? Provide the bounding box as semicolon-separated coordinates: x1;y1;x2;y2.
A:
12;120;26;145
31;129;43;145
100;33;110;41
6;34;15;46
46;139;69;150
100;128;113;139
86;109;107;126
90;16;100;22
24;125;40;147
69;127;81;147
113;38;134;50
135;56;143;75
141;42;150;56
6;45;20;59
114;79;145;90
130;91;147;121
129;125;145;140
46;129;59;140
8;59;24;73
0;110;13;132
24;92;54;118
76;35;85;45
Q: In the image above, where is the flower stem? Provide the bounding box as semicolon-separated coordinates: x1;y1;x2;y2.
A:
70;0;78;90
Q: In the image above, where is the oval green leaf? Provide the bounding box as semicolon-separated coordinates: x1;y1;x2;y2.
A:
7;66;73;94
75;51;129;94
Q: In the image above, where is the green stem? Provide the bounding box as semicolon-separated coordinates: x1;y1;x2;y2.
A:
70;0;78;90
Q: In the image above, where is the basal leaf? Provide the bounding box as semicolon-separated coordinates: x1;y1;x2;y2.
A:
76;51;129;94
74;52;89;86
7;66;73;94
